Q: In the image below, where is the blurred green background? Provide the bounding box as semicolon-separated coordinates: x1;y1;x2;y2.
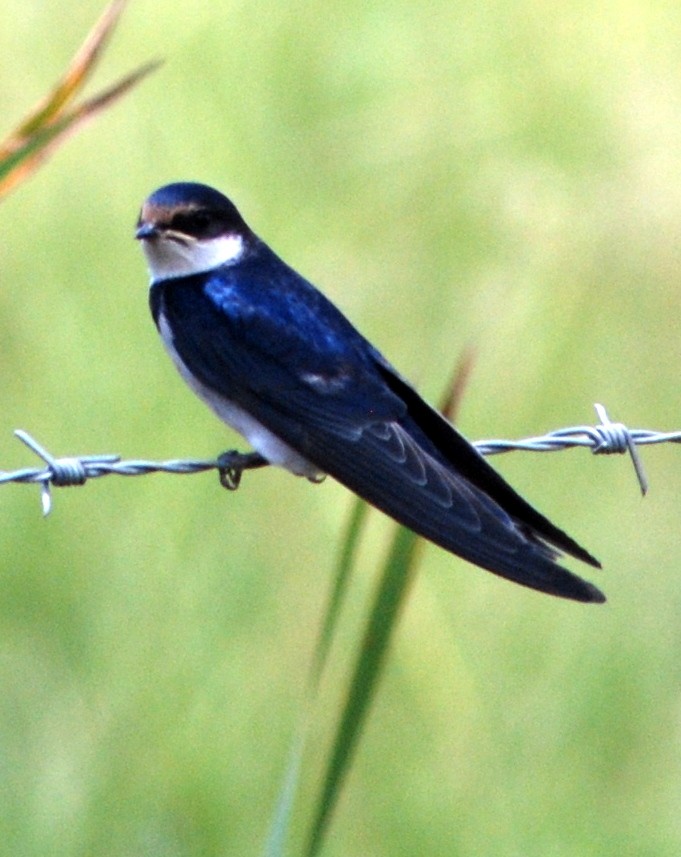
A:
2;1;681;855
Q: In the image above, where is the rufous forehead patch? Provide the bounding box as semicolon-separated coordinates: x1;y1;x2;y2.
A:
139;201;202;226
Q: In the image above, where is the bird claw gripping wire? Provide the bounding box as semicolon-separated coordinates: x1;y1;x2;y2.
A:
216;450;269;490
215;450;325;489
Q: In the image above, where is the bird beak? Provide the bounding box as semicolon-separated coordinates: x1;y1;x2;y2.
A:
135;222;159;241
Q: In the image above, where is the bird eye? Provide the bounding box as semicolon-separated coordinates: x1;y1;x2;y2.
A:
190;210;212;230
170;210;213;235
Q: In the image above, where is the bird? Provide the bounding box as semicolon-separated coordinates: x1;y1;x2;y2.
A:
135;182;604;603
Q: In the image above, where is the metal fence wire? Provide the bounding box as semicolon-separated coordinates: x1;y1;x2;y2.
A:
1;404;680;515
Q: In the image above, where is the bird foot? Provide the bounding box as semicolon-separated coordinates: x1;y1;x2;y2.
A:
216;450;269;490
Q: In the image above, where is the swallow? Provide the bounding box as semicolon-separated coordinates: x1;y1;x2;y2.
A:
135;182;604;603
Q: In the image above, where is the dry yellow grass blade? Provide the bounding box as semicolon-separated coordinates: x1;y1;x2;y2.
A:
0;0;159;199
438;343;476;422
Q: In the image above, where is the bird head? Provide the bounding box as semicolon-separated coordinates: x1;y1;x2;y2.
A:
136;182;251;280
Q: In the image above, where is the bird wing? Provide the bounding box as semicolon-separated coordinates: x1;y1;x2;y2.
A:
159;277;604;603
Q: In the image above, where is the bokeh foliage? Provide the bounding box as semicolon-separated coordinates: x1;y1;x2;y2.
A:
1;2;680;856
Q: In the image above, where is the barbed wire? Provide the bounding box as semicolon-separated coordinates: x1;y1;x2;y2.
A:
1;404;679;516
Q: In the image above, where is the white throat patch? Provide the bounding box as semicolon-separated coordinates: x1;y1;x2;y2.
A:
142;232;245;281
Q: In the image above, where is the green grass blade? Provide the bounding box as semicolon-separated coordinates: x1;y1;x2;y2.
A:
311;498;370;685
263;498;370;857
305;525;422;857
267;353;470;856
263;718;308;857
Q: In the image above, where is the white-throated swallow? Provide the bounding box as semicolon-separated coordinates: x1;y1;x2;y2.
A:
136;182;604;603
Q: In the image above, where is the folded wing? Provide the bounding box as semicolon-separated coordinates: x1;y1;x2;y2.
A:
159;275;605;603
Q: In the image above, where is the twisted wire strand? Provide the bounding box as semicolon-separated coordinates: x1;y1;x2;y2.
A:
1;405;679;515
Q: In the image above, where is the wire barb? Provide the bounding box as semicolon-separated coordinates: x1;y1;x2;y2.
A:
1;405;679;514
11;429;122;516
592;403;649;495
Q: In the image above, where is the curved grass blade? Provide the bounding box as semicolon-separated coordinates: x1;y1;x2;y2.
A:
0;62;160;199
0;1;160;200
5;0;130;141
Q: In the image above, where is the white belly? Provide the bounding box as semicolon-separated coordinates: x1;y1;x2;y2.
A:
158;313;322;479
